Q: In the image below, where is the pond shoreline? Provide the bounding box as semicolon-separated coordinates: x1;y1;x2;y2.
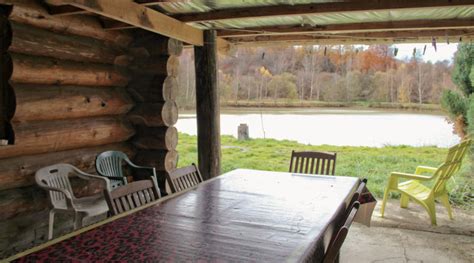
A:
180;102;444;114
217;100;444;113
176;108;458;148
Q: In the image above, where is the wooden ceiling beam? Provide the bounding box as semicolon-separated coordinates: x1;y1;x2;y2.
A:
135;0;190;7
227;29;474;44
234;38;447;47
101;20;135;31
217;19;474;37
174;0;474;22
47;5;89;16
46;0;203;46
47;0;189;16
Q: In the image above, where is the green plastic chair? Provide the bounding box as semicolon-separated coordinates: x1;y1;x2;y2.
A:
380;139;471;225
95;151;158;190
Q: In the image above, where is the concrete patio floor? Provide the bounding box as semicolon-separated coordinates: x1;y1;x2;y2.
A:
341;200;474;263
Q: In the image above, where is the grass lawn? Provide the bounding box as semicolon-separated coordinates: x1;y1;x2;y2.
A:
177;133;472;209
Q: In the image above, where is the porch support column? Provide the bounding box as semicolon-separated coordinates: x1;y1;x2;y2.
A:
194;30;221;180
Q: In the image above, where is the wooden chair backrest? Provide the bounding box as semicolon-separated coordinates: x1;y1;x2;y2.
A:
345;178;367;216
323;202;360;263
35;164;76;209
433;139;471;196
167;163;203;193
104;179;159;216
289;150;337;175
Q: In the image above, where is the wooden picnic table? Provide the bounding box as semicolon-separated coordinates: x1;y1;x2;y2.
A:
11;169;360;262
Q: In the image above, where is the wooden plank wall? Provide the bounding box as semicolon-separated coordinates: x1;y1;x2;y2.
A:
0;0;181;257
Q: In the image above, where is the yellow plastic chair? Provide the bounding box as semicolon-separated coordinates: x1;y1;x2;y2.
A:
380;139;471;225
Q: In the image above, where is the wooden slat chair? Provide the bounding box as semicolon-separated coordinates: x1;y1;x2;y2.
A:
289;150;337;175
167;163;203;194
104;179;160;216
323;201;361;263
96;150;158;189
35;164;111;240
345;178;367;216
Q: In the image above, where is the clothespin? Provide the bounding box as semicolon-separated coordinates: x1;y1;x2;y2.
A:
413;47;417;57
423;45;427;55
459;37;463;42
324;46;327;56
394;47;399;57
432;37;437;52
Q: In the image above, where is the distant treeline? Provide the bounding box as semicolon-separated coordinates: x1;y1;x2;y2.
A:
177;45;456;109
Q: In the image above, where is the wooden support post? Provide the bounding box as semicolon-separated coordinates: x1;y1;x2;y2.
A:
194;30;220;180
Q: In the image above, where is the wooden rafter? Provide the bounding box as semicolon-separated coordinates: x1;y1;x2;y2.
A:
173;0;474;22
47;0;189;15
217;19;474;37
227;29;474;44
47;5;88;16
101;19;135;31
46;0;203;46
135;0;190;6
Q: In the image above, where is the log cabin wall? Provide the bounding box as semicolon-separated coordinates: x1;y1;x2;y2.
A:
127;30;181;195
0;1;180;257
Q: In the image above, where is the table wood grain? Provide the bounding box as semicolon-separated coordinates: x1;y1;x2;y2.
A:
13;169;360;262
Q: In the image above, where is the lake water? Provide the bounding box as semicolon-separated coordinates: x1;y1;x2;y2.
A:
176;108;460;148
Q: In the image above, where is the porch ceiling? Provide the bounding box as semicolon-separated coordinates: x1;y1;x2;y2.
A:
38;0;474;45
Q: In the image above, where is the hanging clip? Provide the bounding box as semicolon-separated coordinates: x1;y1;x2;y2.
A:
432;37;437;52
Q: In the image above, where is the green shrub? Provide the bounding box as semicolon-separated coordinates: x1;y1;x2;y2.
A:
465;95;474;173
467;95;474;135
441;90;468;119
452;44;474;96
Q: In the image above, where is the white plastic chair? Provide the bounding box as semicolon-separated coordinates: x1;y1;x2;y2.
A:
35;164;111;240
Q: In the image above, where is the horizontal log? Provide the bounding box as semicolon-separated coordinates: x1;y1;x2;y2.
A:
134;150;178;172
13;85;134;122
0;177;106;221
10;22;125;64
130;55;179;76
128;101;178;127
0;143;133;191
131;33;183;56
10;53;130;86
132;126;177;150
8;0;132;48
127;75;177;102
0;116;135;159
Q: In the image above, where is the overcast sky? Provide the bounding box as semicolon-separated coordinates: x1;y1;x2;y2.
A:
394;43;459;63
